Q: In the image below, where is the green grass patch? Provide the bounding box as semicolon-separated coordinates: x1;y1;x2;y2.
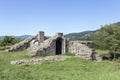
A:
0;50;30;61
41;52;75;57
41;53;56;57
62;52;75;56
0;50;120;80
95;49;109;54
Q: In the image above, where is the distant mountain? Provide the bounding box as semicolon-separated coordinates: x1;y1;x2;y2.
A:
0;35;32;40
65;31;95;40
15;35;32;39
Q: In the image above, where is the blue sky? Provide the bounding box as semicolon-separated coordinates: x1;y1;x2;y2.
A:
0;0;120;36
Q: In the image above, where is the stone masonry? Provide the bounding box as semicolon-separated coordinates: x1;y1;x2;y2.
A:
8;31;94;59
68;41;94;59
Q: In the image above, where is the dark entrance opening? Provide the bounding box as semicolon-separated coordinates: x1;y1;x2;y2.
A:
56;38;62;55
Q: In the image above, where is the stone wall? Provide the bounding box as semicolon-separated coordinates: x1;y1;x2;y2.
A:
8;31;45;52
8;36;37;52
28;33;67;57
68;41;94;59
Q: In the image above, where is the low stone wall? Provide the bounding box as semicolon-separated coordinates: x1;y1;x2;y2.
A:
10;55;96;65
11;56;71;65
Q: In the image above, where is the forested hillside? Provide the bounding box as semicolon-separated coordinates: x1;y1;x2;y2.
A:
65;22;120;41
65;31;95;40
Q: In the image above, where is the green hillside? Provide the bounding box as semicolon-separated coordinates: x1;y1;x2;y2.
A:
65;22;120;41
65;31;95;40
114;22;120;26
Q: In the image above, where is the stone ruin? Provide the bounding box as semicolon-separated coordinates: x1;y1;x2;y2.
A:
8;31;95;60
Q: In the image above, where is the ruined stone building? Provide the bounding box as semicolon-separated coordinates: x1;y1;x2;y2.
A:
8;31;94;59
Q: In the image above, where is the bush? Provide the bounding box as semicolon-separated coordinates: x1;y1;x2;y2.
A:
0;36;20;47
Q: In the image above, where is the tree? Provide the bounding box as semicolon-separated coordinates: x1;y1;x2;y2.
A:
93;24;120;60
0;36;20;47
0;40;2;47
93;25;109;50
104;25;120;60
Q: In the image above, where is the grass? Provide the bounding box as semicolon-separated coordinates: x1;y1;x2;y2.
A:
0;50;120;80
62;52;75;56
41;52;56;57
41;52;75;57
95;49;109;54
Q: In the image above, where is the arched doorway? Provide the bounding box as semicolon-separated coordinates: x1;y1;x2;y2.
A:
56;37;62;55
